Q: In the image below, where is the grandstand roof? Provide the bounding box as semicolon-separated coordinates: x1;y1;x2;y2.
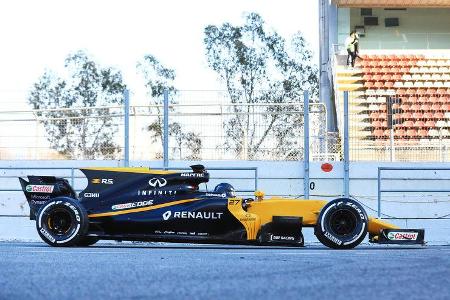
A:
333;0;450;7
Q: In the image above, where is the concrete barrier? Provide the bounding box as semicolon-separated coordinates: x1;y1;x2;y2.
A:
1;160;449;243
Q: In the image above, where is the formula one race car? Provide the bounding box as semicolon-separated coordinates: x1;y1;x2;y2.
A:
19;165;425;249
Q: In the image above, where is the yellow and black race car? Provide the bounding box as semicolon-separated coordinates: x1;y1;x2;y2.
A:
19;165;424;249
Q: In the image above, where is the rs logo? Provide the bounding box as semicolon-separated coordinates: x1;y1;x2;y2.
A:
92;178;114;185
149;177;167;188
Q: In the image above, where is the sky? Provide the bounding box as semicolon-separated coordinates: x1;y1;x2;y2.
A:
0;0;319;107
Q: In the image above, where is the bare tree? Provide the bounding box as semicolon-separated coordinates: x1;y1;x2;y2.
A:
28;50;126;159
137;55;202;160
204;12;318;159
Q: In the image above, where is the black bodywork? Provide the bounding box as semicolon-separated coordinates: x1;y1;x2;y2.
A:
18;165;424;248
19;165;275;245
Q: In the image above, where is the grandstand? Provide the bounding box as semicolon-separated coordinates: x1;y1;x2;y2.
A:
320;2;450;161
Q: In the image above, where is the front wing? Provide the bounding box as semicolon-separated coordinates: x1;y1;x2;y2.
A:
370;229;425;245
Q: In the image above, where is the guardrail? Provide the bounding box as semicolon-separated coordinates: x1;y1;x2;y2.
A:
377;166;450;218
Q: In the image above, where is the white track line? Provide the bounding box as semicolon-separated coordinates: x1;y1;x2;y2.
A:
219;252;329;255
1;250;132;254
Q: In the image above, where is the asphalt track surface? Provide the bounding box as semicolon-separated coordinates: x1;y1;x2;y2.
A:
0;242;449;300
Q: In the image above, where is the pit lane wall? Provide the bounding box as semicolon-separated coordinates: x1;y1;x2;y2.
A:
1;160;449;244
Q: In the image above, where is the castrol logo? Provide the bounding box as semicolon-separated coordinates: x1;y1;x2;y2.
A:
26;185;54;193
387;232;418;241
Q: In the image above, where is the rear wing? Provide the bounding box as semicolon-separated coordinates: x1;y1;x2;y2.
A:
18;176;76;220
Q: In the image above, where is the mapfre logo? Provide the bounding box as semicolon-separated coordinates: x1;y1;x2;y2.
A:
91;178;114;185
149;177;167;188
180;173;204;178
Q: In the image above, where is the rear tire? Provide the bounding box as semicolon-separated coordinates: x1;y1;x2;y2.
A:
315;198;368;249
35;197;89;247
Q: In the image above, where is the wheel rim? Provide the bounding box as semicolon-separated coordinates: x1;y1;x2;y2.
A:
329;209;358;236
46;208;75;236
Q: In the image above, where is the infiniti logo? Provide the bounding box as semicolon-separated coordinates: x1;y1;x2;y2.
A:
149;177;167;188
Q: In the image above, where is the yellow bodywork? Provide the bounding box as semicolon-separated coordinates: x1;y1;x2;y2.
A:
247;197;327;226
228;196;399;241
368;217;399;232
227;199;261;240
81;167;177;175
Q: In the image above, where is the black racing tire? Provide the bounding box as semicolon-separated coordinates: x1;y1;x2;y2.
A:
76;236;100;247
314;198;368;249
35;197;89;247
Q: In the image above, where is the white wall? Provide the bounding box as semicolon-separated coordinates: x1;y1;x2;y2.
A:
1;160;449;243
2;159;450;218
347;8;450;49
337;8;351;47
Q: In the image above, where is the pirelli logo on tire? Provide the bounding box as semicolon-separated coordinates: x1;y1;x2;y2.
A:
40;228;56;243
324;231;343;245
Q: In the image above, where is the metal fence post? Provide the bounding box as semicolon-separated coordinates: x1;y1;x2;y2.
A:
344;91;349;198
163;90;169;170
303;91;310;199
124;89;130;167
444;144;448;162
71;168;75;188
390;128;394;162
377;167;381;218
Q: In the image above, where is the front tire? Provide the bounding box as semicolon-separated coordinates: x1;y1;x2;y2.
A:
315;198;368;249
36;197;89;247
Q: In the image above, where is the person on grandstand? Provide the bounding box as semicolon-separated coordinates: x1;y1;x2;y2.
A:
345;31;359;68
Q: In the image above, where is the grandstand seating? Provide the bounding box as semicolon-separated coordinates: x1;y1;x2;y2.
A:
347;54;450;141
